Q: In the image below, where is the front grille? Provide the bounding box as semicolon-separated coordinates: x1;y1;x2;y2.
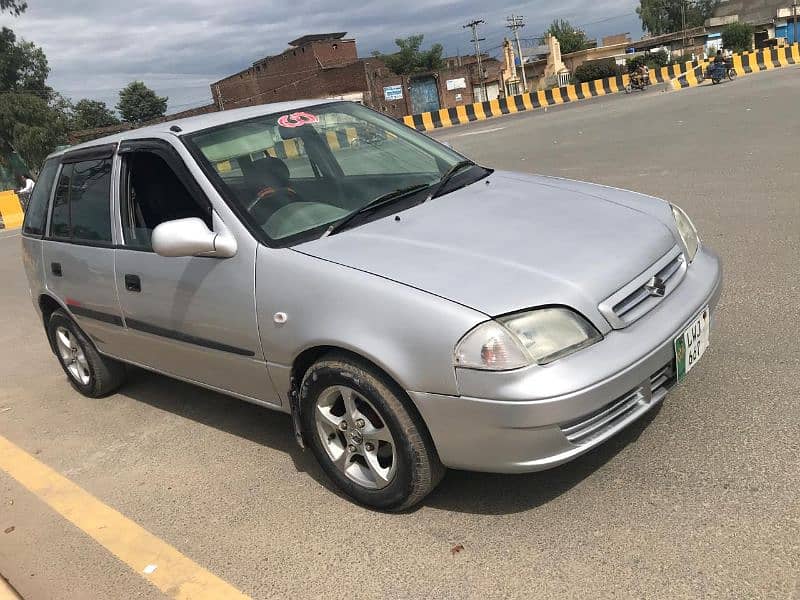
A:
561;361;673;446
599;246;687;329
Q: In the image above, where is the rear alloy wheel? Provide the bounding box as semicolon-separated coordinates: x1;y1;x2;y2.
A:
47;309;126;397
300;354;444;510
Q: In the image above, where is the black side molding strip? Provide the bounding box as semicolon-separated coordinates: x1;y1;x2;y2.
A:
68;305;124;327
125;318;255;357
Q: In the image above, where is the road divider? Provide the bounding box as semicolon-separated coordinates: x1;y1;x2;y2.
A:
0;191;23;231
672;43;799;89
403;44;799;131
402;60;705;132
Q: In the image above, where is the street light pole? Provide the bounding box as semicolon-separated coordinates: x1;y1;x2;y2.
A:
464;20;487;101
506;15;528;92
793;0;798;46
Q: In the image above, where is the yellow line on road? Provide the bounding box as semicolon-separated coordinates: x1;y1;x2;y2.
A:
0;434;250;600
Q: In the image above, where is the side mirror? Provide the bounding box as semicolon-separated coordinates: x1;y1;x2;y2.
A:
151;217;237;258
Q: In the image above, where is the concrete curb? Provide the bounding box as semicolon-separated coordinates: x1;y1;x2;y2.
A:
402;43;800;132
401;60;705;132
0;191;23;231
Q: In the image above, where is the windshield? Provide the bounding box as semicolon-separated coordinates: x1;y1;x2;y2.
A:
185;102;475;245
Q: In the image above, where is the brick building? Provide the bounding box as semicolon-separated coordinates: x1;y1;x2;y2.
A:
211;32;504;118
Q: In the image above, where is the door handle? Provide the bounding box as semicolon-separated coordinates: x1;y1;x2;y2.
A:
51;262;62;277
124;274;141;293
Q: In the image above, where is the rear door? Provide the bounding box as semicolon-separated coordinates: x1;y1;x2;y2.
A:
41;144;129;356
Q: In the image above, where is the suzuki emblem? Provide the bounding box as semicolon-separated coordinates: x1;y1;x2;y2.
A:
644;276;666;297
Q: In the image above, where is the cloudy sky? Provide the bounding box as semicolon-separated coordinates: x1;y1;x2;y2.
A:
1;0;641;112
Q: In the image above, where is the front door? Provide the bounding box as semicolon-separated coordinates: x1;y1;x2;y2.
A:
112;140;276;405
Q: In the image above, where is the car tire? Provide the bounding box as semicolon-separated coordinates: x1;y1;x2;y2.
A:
300;353;445;511
47;309;126;398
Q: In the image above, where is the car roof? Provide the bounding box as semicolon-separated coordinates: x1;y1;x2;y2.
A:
50;98;336;160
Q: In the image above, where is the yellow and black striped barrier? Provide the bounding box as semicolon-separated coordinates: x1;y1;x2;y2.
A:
403;44;800;131
672;43;800;89
401;62;702;132
0;190;23;230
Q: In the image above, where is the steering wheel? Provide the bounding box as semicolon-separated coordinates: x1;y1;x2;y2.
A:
246;186;303;226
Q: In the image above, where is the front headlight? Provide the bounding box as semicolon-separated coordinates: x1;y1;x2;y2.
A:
454;307;602;370
671;204;700;262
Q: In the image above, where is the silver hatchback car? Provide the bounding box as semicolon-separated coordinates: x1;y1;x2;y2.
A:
21;100;721;510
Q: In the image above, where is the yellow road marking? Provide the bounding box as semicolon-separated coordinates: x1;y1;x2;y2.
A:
0;434;250;600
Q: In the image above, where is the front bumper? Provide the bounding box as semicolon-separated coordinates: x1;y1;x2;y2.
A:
409;246;722;473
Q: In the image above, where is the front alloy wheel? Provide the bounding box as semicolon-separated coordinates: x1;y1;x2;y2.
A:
314;385;397;489
300;354;444;511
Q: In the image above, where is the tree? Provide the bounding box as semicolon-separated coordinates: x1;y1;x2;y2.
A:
371;35;444;76
721;22;753;52
0;27;49;93
116;81;168;123
544;20;590;55
72;99;119;130
0;1;27;15
636;0;719;36
0;27;68;170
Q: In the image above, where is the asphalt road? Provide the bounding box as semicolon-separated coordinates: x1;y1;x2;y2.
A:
2;67;799;600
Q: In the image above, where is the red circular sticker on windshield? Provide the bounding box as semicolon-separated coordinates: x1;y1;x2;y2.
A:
277;111;319;128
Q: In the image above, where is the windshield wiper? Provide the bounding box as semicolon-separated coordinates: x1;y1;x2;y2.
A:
424;159;477;202
322;183;432;237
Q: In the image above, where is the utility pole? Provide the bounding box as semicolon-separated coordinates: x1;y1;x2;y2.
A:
681;0;687;59
506;15;528;92
794;0;798;46
464;19;487;101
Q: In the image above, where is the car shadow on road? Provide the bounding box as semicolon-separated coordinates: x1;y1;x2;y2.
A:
120;366;662;516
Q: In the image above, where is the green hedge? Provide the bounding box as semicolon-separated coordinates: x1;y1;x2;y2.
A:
626;49;670;72
573;58;621;83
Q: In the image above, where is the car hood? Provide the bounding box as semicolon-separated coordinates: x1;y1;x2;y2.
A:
296;171;678;322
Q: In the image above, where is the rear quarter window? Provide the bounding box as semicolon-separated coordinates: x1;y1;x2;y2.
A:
22;159;59;237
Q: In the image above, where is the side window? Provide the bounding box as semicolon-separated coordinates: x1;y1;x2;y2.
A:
69;159;113;243
22;159;59;237
120;151;210;250
48;158;113;243
50;163;72;239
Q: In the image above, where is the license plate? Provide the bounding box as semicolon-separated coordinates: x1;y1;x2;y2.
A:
674;307;710;382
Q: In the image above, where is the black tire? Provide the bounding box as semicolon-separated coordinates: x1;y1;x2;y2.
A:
299;353;444;511
728;69;737;80
47;309;126;398
712;77;721;84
